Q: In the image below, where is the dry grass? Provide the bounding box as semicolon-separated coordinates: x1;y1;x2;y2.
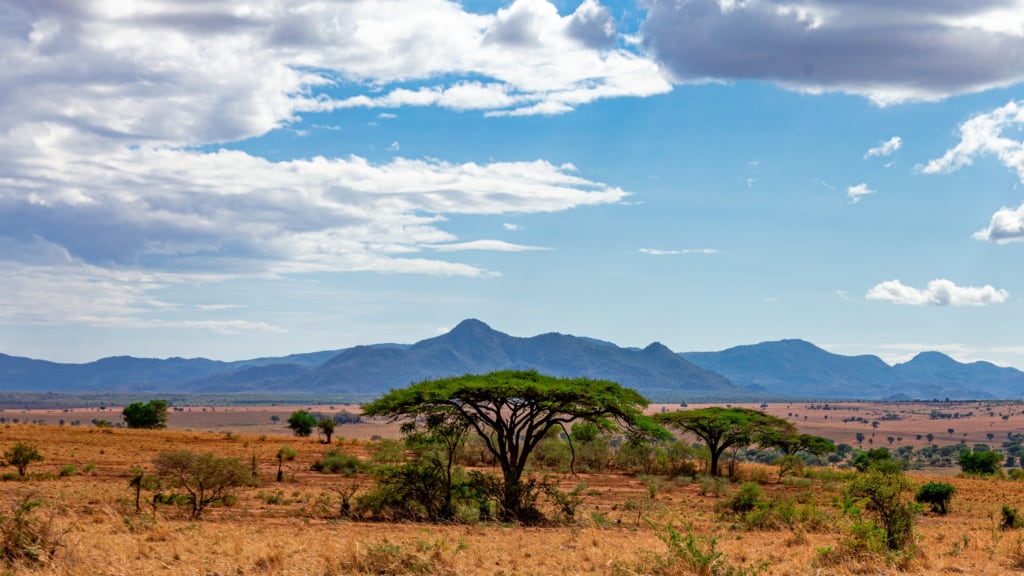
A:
2;420;1024;575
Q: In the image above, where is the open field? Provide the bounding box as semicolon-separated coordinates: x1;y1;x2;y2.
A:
4;416;1024;575
5;400;1022;447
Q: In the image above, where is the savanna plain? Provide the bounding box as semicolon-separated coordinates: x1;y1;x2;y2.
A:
4;400;1024;575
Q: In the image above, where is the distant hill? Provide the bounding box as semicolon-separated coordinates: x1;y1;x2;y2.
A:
683;340;1024;400
2;322;1023;401
299;319;738;399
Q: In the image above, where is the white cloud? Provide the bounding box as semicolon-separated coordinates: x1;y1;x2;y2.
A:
0;142;628;273
378;113;397;119
639;248;718;255
387;141;401;152
923;100;1024;179
866;279;1010;307
503;223;524;231
642;0;1024;105
428;240;548;252
922;100;1024;243
864;136;902;159
195;304;246;311
847;183;876;203
973;203;1024;243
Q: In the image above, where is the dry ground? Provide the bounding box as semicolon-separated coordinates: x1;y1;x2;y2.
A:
3;421;1024;575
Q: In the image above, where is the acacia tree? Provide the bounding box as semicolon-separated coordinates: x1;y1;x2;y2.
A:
153;451;253;519
758;430;836;482
362;370;663;522
654;407;794;477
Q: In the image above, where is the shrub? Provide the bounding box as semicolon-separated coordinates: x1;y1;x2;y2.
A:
286;410;317;437
0;497;65;566
312;448;362;475
723;482;763;514
58;465;77;478
959;449;1003;475
914;482;955;514
846;461;917;551
3;442;44;476
1003;505;1022;530
852;448;891;472
636;522;768;576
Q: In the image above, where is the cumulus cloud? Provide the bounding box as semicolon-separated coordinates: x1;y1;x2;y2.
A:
0;0;669;141
865;137;902;159
503;223;524;231
0;0;650;330
642;0;1024;105
974;204;1024;243
923;100;1024;243
866;279;1010;307
847;183;876;203
639;248;718;255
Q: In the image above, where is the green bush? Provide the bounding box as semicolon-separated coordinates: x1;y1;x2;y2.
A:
3;442;43;476
959;449;1003;475
723;482;763;514
847;461;917;551
914;482;955;514
312;448;362;475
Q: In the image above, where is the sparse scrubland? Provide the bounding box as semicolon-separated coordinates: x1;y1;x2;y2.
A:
5;404;1024;575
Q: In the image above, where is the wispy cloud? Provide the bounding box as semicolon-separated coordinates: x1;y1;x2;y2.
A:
864;136;902;159
847;183;876;203
866;279;1010;307
503;223;524;232
639;248;718;255
428;240;548;252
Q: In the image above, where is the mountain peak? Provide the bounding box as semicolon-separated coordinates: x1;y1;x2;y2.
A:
449;318;493;335
900;351;959;368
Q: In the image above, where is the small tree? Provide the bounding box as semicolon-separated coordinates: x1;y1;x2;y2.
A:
317;418;336;444
287;410;316;437
758;431;835;483
276;446;298;482
153;451;253;519
959;449;1002;475
654;407;794;477
3;442;44;476
915;481;955;514
848;461;916;551
122;399;169;429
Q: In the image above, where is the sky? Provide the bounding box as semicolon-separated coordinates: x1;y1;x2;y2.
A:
2;0;1024;369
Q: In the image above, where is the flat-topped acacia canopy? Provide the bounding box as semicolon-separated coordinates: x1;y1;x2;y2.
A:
362;369;664;521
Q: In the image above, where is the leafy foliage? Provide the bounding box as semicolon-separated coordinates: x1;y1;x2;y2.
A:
959;449;1003;475
122;399;168;429
654;407;794;477
317;417;336;443
914;482;955;514
3;442;44;476
846;461;917;551
362;369;662;522
286;410;316;437
153;450;255;519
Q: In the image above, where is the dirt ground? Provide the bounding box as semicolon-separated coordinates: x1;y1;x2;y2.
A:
3;413;1024;575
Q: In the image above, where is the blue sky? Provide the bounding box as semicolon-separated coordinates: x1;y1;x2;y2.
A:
2;0;1024;368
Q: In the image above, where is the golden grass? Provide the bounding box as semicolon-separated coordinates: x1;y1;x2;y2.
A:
2;423;1024;575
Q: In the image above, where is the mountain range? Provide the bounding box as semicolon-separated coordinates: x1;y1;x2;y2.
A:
1;319;1022;401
